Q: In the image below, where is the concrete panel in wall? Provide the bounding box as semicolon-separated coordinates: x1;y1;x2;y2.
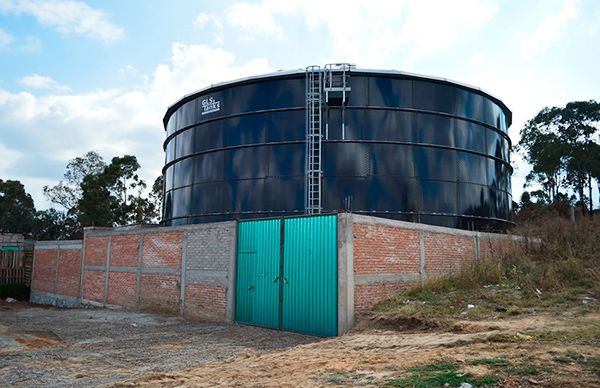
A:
183;221;235;321
185;223;234;273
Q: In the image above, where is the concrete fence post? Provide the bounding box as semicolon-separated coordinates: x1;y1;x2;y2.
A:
337;213;354;335
225;221;238;322
103;236;111;305
180;231;189;316
419;230;426;285
79;233;86;301
135;233;143;307
54;244;60;294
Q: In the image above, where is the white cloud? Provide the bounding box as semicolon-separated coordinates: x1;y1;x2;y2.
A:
225;1;285;41
0;0;124;44
18;74;70;91
117;64;148;83
222;0;498;65
193;12;224;45
0;43;271;208
395;0;498;58
520;0;579;57
0;26;14;49
193;13;210;29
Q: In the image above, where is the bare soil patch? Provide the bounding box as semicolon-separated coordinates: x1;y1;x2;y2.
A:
122;312;600;387
0;306;316;386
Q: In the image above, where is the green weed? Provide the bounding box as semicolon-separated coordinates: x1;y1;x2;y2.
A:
385;363;500;387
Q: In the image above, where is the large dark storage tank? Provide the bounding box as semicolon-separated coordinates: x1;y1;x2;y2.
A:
162;68;512;231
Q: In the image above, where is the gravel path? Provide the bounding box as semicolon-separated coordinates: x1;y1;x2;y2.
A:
0;304;317;387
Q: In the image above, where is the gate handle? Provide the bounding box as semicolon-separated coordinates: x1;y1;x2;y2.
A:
273;277;279;283
283;277;289;284
248;285;254;291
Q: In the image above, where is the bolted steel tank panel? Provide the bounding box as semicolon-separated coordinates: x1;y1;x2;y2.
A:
162;69;512;231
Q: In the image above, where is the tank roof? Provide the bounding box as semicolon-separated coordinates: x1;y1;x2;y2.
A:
163;68;512;128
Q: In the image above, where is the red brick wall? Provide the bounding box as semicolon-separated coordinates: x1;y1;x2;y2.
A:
142;232;182;269
354;283;410;314
110;234;138;267
83;270;105;302
423;232;475;276
352;221;481;317
32;249;57;293
32;227;232;325
107;271;137;306
85;236;108;266
139;273;180;313
353;223;420;316
184;284;226;321
56;249;81;297
353;224;420;275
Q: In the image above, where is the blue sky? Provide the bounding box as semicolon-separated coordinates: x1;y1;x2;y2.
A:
0;0;599;210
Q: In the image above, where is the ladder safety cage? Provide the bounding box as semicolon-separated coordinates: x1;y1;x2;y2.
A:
305;66;323;215
305;63;354;215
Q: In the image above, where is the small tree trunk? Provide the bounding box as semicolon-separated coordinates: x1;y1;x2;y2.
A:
590;174;594;217
597;178;600;213
579;184;586;216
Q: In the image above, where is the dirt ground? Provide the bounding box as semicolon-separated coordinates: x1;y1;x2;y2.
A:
1;302;598;387
0;302;316;387
124;312;600;387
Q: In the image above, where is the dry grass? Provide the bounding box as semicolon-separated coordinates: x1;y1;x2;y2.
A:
373;217;600;323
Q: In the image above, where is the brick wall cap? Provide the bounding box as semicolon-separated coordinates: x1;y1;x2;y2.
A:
86;220;236;236
34;240;83;249
351;214;519;239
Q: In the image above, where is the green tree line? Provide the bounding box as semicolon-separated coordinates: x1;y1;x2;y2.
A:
516;100;600;216
0;151;162;240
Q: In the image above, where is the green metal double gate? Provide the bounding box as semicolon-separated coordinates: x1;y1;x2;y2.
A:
235;214;338;336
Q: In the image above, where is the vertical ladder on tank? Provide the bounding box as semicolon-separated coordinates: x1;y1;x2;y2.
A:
305;66;323;215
